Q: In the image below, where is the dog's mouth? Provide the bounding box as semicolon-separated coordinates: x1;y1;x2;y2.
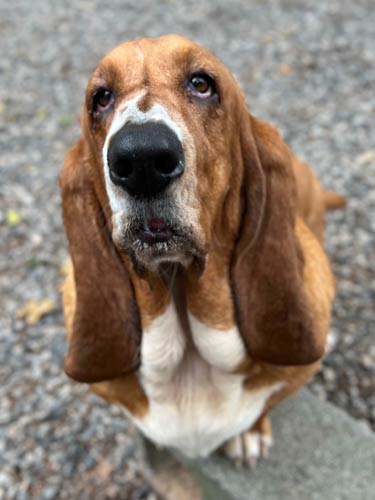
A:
114;215;202;271
138;217;174;246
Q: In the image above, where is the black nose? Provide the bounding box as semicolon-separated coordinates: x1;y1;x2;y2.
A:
107;122;184;198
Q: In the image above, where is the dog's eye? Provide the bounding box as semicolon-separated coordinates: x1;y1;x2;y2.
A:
92;89;114;114
188;74;216;98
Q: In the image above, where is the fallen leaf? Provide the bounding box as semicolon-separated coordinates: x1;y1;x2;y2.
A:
277;64;293;75
92;460;113;480
6;209;21;226
35;107;48;119
17;298;58;325
281;29;296;38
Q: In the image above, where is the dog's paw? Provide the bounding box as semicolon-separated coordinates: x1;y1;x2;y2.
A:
221;415;272;468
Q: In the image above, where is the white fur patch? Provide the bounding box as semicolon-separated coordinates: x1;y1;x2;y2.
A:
135;45;144;65
130;305;285;458
189;313;246;371
102;93;183;214
141;302;186;387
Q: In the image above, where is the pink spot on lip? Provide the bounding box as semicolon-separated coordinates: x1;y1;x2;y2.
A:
147;217;167;233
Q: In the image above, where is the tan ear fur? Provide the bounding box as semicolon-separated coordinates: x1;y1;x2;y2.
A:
60;140;141;383
231;115;325;365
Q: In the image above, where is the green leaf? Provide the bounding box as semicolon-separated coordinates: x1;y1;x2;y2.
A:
6;209;21;226
60;115;73;127
36;107;47;119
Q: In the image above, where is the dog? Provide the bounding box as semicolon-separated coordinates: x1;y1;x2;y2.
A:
61;35;345;465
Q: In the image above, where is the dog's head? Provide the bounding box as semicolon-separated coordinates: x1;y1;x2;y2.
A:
80;35;249;272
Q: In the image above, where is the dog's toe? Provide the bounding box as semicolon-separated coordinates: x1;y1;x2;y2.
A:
222;415;273;468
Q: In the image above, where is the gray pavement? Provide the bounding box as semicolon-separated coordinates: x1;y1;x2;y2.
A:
0;1;373;498
146;390;375;500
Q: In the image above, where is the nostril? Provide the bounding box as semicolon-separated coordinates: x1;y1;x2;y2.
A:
112;160;134;179
154;152;180;175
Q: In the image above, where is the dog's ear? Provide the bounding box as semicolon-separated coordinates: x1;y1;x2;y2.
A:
60;139;141;383
230;114;324;365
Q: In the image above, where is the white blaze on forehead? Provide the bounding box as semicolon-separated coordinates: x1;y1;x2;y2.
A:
135;45;144;65
102;92;184;214
106;92;183;143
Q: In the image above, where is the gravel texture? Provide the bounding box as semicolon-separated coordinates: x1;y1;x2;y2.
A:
0;0;373;498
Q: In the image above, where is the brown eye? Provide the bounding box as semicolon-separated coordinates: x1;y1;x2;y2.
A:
188;73;216;98
92;89;114;114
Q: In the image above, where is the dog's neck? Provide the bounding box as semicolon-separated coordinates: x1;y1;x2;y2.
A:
166;264;193;341
130;250;236;332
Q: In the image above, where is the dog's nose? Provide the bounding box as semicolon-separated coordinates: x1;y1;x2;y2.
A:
107;122;184;198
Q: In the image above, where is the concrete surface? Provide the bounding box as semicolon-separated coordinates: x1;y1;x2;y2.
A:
142;390;375;500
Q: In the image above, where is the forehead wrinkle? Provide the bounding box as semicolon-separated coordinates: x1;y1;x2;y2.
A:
96;49;146;96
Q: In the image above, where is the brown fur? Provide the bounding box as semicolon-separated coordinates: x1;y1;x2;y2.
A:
60;140;141;383
292;156;346;241
230;116;335;366
61;35;343;436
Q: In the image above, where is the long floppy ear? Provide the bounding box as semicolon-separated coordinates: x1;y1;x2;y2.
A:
60;140;141;383
231;114;324;365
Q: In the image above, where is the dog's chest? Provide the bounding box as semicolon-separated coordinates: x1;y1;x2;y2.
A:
131;301;282;458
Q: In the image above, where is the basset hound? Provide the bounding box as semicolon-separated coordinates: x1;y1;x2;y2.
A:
61;35;345;465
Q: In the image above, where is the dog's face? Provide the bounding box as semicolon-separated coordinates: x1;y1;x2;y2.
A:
82;35;243;271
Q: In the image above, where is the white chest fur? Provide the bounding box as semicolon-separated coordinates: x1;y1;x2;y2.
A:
132;302;284;458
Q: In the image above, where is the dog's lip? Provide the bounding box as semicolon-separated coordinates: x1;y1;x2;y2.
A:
139;229;172;245
138;218;173;245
